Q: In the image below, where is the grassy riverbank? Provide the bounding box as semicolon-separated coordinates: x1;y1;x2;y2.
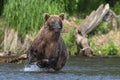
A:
0;0;120;56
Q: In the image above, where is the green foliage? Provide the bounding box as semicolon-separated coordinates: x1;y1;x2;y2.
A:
3;0;63;39
0;19;5;51
97;22;108;34
0;0;4;16
89;38;95;47
89;22;108;37
95;41;120;56
62;0;104;16
59;0;120;17
2;0;120;39
112;2;120;15
0;19;5;41
63;28;77;56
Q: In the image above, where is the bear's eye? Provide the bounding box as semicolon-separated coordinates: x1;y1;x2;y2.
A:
48;21;55;28
51;20;56;25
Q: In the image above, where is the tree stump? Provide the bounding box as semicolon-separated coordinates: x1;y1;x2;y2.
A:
4;27;21;53
75;4;119;57
3;27;33;54
74;30;93;57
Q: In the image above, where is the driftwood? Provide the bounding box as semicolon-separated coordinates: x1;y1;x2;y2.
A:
3;27;33;53
4;28;20;53
75;4;119;57
0;53;27;64
103;9;120;31
78;4;110;36
74;30;93;57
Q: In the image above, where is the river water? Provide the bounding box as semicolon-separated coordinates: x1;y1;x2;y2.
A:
0;57;120;80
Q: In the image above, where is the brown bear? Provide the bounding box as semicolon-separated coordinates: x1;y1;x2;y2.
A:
27;13;69;71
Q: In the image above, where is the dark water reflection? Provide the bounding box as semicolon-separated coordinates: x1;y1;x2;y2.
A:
0;57;120;80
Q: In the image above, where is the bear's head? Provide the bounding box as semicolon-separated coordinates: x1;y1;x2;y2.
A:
44;13;64;33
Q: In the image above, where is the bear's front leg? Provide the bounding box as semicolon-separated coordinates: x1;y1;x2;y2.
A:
54;55;67;71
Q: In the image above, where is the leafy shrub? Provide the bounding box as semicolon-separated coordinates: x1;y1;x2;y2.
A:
97;22;109;34
95;41;120;56
63;28;77;56
112;2;120;15
89;38;95;47
61;0;104;16
0;0;5;16
88;22;109;37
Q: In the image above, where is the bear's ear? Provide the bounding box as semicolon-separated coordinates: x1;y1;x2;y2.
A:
44;13;50;22
59;13;64;20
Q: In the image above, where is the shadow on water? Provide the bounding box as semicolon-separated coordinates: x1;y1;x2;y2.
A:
0;56;120;80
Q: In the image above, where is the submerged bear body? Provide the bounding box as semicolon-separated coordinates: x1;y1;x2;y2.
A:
27;13;69;71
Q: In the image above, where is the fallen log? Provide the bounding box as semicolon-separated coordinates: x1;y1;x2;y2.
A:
0;53;27;64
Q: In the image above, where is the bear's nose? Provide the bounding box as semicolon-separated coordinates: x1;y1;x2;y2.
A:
57;25;62;29
54;21;62;29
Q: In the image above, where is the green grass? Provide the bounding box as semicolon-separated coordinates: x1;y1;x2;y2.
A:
94;41;120;56
88;22;109;37
3;0;63;39
0;18;5;51
0;18;4;42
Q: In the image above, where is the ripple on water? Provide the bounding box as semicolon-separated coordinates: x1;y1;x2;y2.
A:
0;57;120;80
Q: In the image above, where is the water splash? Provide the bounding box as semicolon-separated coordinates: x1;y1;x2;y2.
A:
24;64;41;72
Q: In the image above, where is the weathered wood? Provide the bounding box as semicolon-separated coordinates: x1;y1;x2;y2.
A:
103;9;119;30
4;28;21;53
78;4;110;36
8;54;27;63
74;30;93;57
3;27;33;53
86;4;109;34
0;53;27;64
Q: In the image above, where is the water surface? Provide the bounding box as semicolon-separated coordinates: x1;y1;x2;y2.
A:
0;57;120;80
